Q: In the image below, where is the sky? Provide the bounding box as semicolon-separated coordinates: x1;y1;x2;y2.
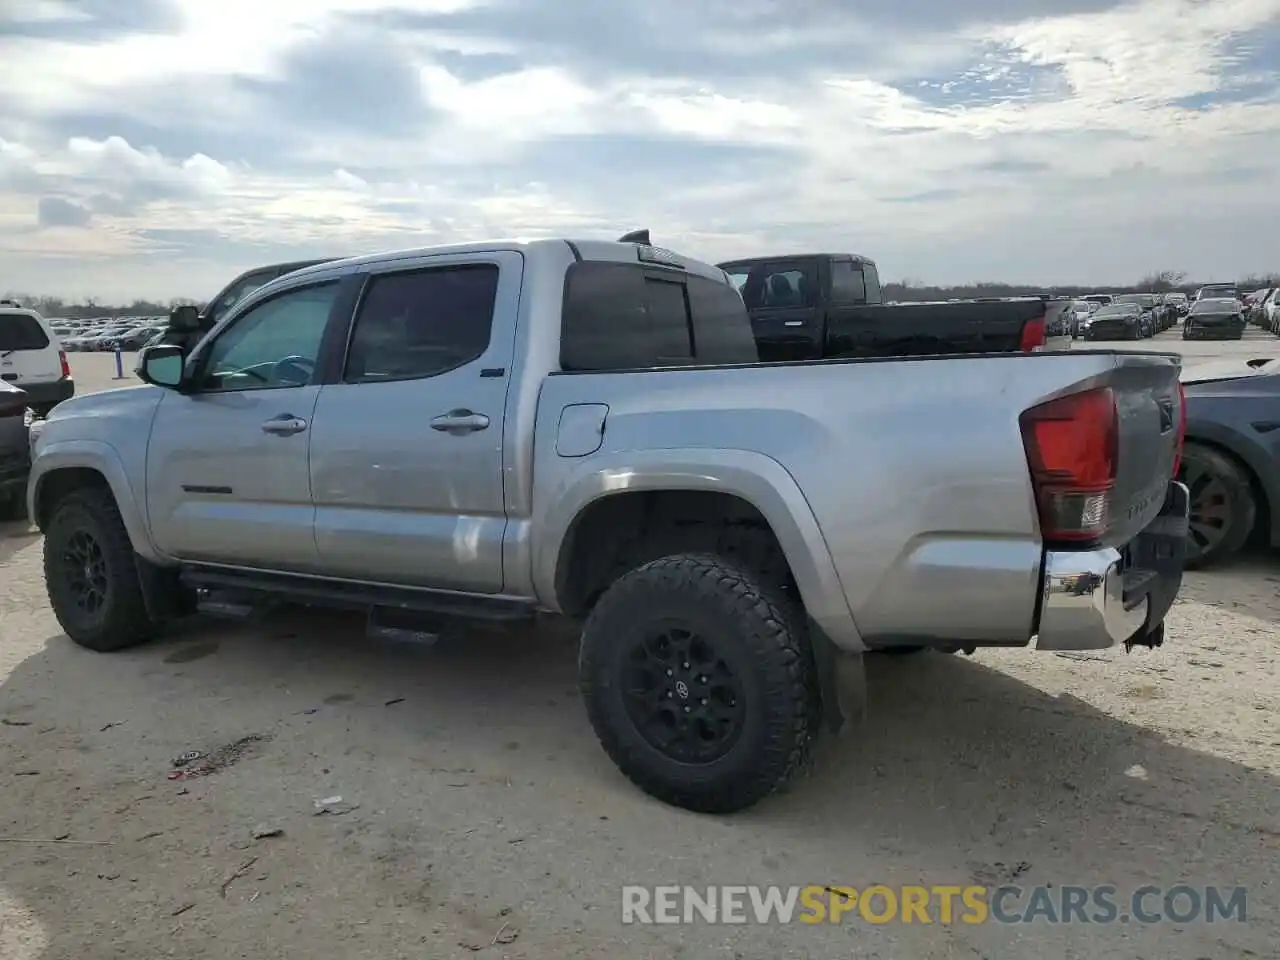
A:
1;0;1279;302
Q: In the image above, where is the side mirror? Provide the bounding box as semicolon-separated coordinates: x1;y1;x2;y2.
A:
168;304;201;332
136;344;185;389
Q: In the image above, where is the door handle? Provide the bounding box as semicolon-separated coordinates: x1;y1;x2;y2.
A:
430;409;490;435
261;414;308;436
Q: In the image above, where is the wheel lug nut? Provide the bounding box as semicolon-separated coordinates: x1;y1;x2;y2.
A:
666;669;673;676
700;698;707;705
683;706;690;713
682;662;689;669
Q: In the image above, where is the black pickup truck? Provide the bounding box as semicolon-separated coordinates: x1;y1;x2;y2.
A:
717;253;1068;361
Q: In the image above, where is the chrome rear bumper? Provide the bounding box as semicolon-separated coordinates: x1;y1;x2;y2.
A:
1036;481;1189;651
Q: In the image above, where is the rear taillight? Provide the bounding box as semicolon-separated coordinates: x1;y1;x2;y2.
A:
1172;382;1186;476
1020;387;1118;544
58;350;71;379
1020;316;1046;352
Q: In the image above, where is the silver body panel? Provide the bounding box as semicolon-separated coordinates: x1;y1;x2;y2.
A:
29;238;1184;654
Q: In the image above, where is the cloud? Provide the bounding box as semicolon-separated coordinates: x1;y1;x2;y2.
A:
37;196;93;227
0;0;1278;300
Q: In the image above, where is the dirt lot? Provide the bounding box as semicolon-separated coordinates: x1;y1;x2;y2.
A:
2;338;1278;959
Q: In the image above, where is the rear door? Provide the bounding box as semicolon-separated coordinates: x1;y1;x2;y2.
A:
307;252;521;593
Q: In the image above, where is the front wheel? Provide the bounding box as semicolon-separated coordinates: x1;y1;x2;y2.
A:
43;488;156;651
579;553;815;814
1179;443;1257;568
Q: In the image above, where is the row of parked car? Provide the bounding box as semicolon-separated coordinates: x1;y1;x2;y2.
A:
1063;285;1259;341
50;316;168;352
1243;286;1280;333
1063;292;1181;340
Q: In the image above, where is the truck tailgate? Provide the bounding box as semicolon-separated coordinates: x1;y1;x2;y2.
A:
1090;352;1183;546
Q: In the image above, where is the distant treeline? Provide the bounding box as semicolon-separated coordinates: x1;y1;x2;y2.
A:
7;270;1280;316
0;295;201;320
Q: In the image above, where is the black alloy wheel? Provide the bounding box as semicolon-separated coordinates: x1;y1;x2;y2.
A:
621;624;745;764
43;488;156;651
59;529;110;616
579;553;815;814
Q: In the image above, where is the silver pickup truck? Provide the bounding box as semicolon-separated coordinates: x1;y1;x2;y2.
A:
28;237;1190;813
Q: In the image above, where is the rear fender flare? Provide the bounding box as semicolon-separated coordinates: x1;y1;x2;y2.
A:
536;447;864;652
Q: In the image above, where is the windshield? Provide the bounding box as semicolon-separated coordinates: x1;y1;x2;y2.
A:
1191;300;1239;314
1199;285;1236;297
1115;294;1154;307
1094;305;1138;317
207;268;279;324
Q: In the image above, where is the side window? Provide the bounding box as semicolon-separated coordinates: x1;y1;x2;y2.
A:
196;281;339;392
343;263;498;383
642;277;695;364
686;275;758;364
739;263;817;310
861;260;883;305
829;261;867;304
560;262;693;371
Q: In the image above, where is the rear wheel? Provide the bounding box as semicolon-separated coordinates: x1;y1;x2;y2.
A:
43;488;156;651
1179;443;1257;569
579;553;814;814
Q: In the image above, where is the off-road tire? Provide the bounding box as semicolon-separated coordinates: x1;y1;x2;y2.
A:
44;488;156;651
1179;443;1257;569
579;553;814;814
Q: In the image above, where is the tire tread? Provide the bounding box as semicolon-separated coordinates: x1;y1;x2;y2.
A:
580;553;813;814
43;488;156;651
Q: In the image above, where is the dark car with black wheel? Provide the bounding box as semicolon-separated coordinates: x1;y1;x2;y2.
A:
1177;357;1280;567
1082;302;1142;340
1113;293;1160;336
0;381;31;521
1183;298;1245;340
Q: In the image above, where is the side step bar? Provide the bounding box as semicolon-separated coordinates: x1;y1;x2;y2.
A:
180;564;539;627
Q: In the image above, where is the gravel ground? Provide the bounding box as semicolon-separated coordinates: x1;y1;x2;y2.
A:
2;334;1278;959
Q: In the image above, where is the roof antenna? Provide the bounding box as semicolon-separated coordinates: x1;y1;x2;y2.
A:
617;229;650;244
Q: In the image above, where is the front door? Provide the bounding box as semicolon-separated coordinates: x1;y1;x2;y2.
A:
146;279;343;570
308;252;521;593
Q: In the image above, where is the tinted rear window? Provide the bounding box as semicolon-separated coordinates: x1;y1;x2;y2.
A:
0;313;51;351
561;262;757;370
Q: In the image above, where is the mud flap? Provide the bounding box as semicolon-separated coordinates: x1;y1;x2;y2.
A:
135;555;197;621
1121;480;1189;652
810;623;866;734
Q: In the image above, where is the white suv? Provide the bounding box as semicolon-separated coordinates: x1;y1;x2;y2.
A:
0;306;75;417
